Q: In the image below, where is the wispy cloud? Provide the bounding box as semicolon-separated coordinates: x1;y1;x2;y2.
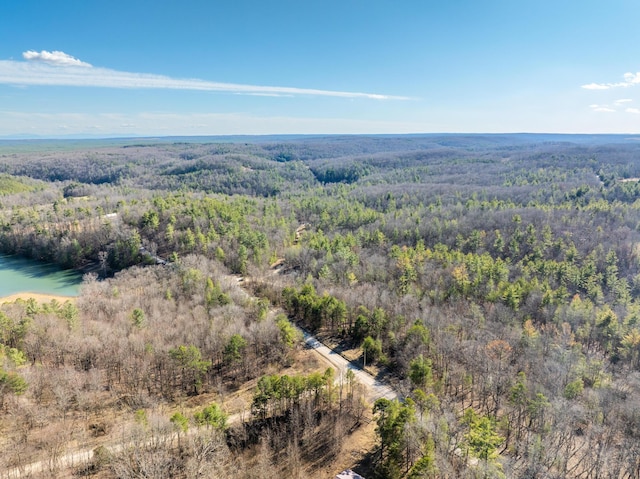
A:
592;106;616;112
582;83;611;90
589;101;640;114
582;72;640;90
0;50;409;100
235;92;295;98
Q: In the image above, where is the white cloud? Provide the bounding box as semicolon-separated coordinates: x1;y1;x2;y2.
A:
623;72;640;84
235;92;295;97
0;53;408;100
22;50;92;67
590;104;616;112
582;72;640;90
588;100;639;114
582;83;611;90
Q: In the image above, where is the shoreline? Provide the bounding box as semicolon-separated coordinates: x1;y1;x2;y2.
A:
0;292;78;304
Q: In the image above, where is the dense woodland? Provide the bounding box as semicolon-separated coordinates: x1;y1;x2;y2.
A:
2;134;640;477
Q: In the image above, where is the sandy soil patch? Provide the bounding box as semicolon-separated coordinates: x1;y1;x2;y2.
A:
0;292;77;304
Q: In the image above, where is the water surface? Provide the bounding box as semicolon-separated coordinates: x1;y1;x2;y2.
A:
0;255;82;297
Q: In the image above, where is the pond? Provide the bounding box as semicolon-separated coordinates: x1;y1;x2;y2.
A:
0;254;83;298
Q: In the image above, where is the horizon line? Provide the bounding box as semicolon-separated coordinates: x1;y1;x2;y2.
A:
2;132;640;141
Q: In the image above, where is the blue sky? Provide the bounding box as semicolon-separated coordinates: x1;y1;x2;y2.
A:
1;0;640;137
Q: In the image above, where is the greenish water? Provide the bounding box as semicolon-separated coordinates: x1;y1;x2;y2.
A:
0;255;83;297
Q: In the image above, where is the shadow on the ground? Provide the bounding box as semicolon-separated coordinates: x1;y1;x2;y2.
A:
349;447;380;478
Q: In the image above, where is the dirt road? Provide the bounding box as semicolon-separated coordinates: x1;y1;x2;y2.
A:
302;329;398;402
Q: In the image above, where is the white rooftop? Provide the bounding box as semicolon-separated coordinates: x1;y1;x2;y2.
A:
336;470;365;479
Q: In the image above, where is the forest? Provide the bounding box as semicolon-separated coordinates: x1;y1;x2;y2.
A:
2;133;640;478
